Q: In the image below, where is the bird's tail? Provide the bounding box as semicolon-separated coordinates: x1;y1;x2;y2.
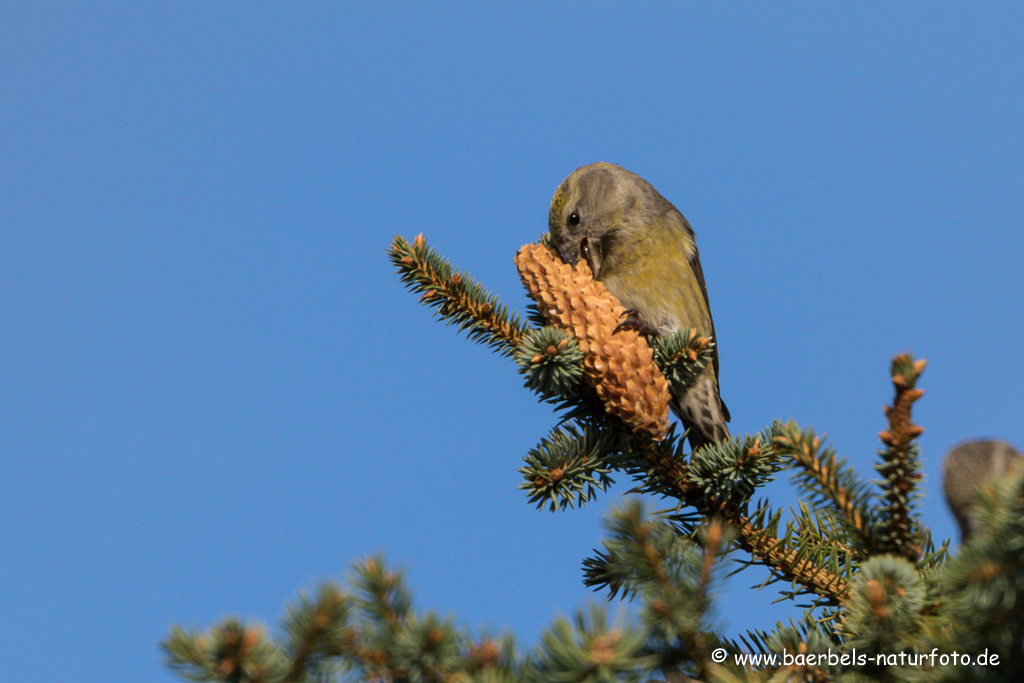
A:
671;371;730;453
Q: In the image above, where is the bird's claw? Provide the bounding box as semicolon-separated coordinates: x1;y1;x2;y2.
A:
614;309;661;337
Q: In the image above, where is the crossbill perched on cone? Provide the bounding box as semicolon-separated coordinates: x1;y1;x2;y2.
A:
548;162;730;452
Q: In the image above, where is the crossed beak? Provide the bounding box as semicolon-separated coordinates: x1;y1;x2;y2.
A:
579;235;602;278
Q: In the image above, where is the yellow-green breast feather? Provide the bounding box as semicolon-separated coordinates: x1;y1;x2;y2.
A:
599;217;712;337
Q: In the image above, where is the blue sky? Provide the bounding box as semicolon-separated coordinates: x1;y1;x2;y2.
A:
3;3;1023;681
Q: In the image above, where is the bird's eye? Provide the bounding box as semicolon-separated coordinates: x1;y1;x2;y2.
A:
568;212;580;226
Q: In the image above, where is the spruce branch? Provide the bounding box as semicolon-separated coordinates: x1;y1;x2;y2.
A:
623;429;851;604
582;499;696;599
773;423;876;555
162;619;289;683
723;614;840;663
518;423;620;512
166;558;525;683
685;431;786;511
391;612;463;683
389;234;525;356
513;327;584;399
644;518;735;681
281;583;352;682
581;504;736;681
639;441;852;604
603;429;850;604
874;353;927;561
725;505;851;605
352;553;412;634
651;329;718;397
842;556;927;654
529;603;655;683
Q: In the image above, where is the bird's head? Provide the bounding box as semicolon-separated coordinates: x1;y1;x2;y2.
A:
548;162;642;279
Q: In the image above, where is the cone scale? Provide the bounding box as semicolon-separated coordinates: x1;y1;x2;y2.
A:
515;243;671;441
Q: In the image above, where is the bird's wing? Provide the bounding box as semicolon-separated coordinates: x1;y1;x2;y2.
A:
678;213;730;422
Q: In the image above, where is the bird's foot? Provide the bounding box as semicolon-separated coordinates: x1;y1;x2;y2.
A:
614;309;661;337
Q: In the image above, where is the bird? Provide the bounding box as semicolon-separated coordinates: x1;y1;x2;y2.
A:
548;162;730;452
942;439;1023;542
